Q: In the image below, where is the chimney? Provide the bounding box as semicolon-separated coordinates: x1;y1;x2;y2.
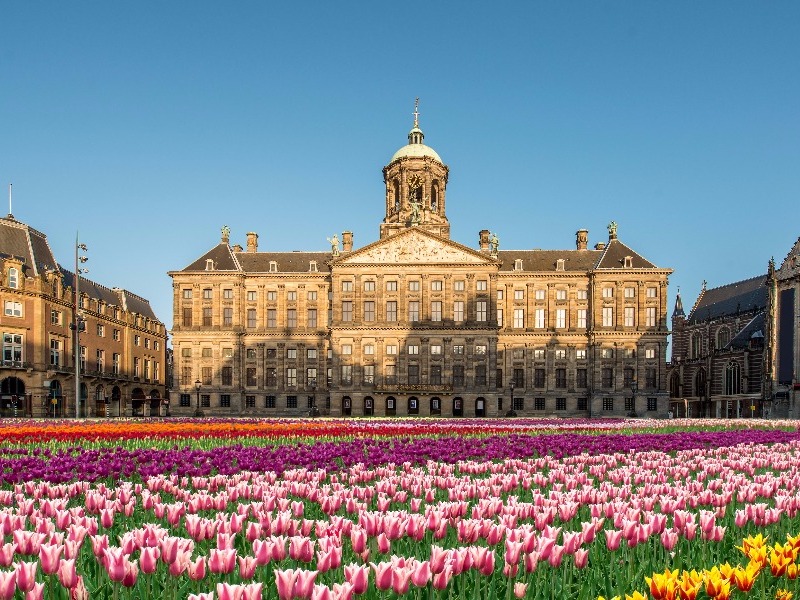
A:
594;242;606;250
576;229;588;251
232;244;243;253
479;229;490;253
246;232;258;253
342;231;353;253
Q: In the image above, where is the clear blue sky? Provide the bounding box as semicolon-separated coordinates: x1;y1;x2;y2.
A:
2;2;798;340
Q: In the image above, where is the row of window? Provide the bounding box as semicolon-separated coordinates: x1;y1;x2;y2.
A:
182;284;661;300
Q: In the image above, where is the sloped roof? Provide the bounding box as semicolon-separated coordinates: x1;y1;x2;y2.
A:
0;216;59;276
236;251;334;273
595;239;657;269
181;244;241;271
60;267;159;320
687;275;767;324
497;249;601;272
729;312;765;349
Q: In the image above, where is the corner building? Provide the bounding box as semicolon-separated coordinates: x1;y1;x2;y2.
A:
169;113;672;418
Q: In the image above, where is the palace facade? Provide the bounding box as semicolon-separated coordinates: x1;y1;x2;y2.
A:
169;111;673;418
0;215;168;417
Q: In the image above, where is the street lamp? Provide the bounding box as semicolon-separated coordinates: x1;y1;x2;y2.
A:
73;236;88;419
194;379;203;417
508;380;515;417
629;379;638;417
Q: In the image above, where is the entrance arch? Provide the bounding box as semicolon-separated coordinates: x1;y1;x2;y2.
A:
452;397;463;417
363;396;374;416
407;396;419;415
475;397;486;417
149;389;161;417
385;396;396;416
342;396;352;416
430;397;441;416
0;377;25;416
131;388;145;417
95;385;105;418
49;380;63;417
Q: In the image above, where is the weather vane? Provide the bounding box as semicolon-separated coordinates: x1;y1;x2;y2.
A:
413;97;420;128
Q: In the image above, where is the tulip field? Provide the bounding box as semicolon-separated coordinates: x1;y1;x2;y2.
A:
2;418;800;599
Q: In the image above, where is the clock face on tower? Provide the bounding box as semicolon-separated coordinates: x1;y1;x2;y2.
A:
407;173;422;191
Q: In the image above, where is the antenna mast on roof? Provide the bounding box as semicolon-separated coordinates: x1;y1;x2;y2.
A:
7;183;13;219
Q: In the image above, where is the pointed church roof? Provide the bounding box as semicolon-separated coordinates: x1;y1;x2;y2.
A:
687;275;767;325
672;290;686;318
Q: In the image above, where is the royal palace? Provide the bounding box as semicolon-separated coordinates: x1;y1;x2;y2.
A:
169;108;673;418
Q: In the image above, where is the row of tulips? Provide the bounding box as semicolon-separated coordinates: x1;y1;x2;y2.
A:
4;433;800;597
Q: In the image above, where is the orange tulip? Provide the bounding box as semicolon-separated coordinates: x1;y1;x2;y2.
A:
787;563;798;580
676;572;702;600
737;533;768;557
776;589;794;600
732;562;760;591
703;567;729;598
645;569;678;600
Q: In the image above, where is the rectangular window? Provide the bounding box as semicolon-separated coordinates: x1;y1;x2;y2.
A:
577;309;587;329
476;301;487;322
287;348;297;359
182;289;193;299
307;367;318;386
364;280;376;292
556;289;567;300
97;324;105;337
513;368;525;388
647;397;658;411
454;280;465;292
452;344;464;355
577;397;588;411
342;301;353;322
646;367;657;388
497;308;503;327
535;289;546;300
602;307;614;327
221;366;232;386
246;348;257;359
201;288;211;300
386;344;397;355
497;289;504;300
245;395;256;408
430;344;442;355
265;395;276;408
624;287;636;298
363;344;374;355
407;364;420;385
362;365;374;384
408;280;420;292
408;301;420;322
113;353;120;375
603;397;614;411
601;348;614;358
286;291;297;301
476;280;487;292
7;300;25;318
307;290;317;301
202;307;212;326
645;348;656;359
534;309;545;329
286;368;297;387
576;349;587;360
246;368;257;387
265;368;277;387
430;365;442;385
223;308;233;326
625;396;635;412
474;344;487;355
386;301;397;322
247;309;256;328
556;397;567;411
556;308;566;329
246;290;257;301
200;394;210;408
51;310;62;325
602;287;614;298
534;397;545;411
577;368;588;388
220;394;231;407
646;307;657;327
602;368;614;388
386;280;397;291
341;281;353;292
453;301;464;322
431;301;442;322
340;365;352;385
384;364;396;385
555;349;567;360
267;291;277;301
514;289;525;301
431;280;443;291
514;397;526;411
181;366;192;386
307;308;318;328
452;365;465;386
407;344;419;355
223;289;233;299
267;309;277;328
363;301;375;322
513;308;524;328
287;309;297;328
577;289;588;300
286;395;298;408
341;344;352;355
475;364;486;385
624;306;635;327
646;287;658;298
534;349;545;361
306;348;317;360
202;366;212;385
179;394;191;407
555;368;567;388
2;333;23;365
96;349;104;373
202;347;212;358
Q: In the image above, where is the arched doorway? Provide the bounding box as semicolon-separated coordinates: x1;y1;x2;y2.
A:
364;396;374;416
430;397;441;416
475;397;486;417
385;396;396;416
95;385;105;418
452;397;463;417
149;389;161;417
0;377;25;416
49;380;63;417
342;396;352;416
131;388;145;417
111;386;121;417
407;396;419;416
694;369;707;418
79;382;88;418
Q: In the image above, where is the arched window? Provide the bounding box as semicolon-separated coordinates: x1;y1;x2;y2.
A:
431;183;438;211
724;361;741;395
393;180;401;212
690;333;702;359
716;328;730;350
669;372;680;398
694;369;706;398
7;268;18;289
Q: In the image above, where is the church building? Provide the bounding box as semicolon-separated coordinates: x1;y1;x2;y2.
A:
169;105;672;418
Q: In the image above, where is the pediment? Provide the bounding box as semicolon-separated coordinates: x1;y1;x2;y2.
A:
337;229;495;265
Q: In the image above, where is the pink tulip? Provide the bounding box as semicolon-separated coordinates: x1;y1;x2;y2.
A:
289;536;314;562
524;551;540;573
139;546;160;574
89;535;108;558
349;527;367;553
187;556;207;581
217;583;245;600
429;545;450;574
241;582;263;600
604;529;623;551
514;582;528;598
432;563;454;590
168;550;191;577
57;558;79;589
275;568;299;600
295;569;318;598
343;563;369;595
371;561;393;591
0;570;15;600
332;582;355;600
0;544;16;568
238;555;258;579
187;594;213;600
411;559;431;587
311;584;333;600
376;533;390;554
209;548;237;574
39;543;64;575
392;566;413;595
103;547;127;582
24;581;45;600
15;560;38;592
574;548;589;569
122;559;138;587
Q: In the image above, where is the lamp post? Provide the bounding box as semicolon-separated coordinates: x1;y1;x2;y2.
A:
73;236;88;419
508;380;515;416
629;380;638;417
194;379;203;417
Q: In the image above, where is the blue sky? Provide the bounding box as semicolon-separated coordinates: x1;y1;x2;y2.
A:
2;2;798;340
